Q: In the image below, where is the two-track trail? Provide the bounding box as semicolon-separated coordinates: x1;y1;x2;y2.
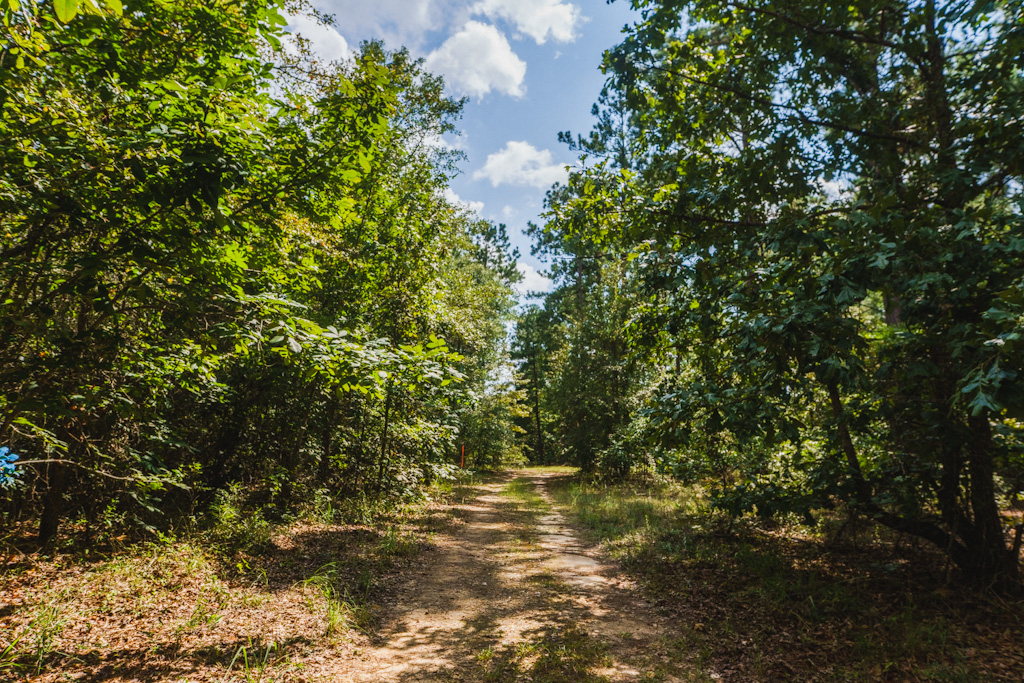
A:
343;469;696;682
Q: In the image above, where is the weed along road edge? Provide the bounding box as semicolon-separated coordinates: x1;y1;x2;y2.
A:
344;468;698;682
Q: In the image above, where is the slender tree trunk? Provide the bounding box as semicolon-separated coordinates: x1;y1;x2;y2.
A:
39;418;82;545
827;383;872;502
319;395;339;483
965;413;1020;587
291;385;315;475
38;462;66;545
376;384;392;493
531;353;544;463
208;383;251;489
936;433;974;548
576;256;584;313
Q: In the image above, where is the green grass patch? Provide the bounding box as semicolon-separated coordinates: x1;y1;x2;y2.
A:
298;563;374;638
554;479;701;548
519;465;580;474
500;477;550;510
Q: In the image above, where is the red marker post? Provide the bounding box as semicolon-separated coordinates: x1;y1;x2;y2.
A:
461;444;465;468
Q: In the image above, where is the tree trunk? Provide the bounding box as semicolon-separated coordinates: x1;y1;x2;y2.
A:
319;395;339;483
963;413;1020;588
576;256;584;313
531;353;544;463
376;384;392;493
38;462;67;545
208;389;250;489
828;383;1019;589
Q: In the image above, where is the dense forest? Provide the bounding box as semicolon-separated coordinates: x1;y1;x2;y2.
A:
2;1;1023;679
0;0;523;542
516;0;1024;591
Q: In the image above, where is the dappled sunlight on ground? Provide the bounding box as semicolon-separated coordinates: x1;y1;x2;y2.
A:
2;474;702;681
343;471;697;681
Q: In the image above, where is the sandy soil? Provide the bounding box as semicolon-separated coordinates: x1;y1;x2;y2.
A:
343;470;688;681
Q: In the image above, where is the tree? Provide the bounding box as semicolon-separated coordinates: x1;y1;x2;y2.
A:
511;306;557;463
515;166;653;471
0;2;521;543
559;0;1024;587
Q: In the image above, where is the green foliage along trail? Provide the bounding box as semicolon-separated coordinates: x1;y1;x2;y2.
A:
0;1;523;543
2;3;1023;675
515;0;1024;591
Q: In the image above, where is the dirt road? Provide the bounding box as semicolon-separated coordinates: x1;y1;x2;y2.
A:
344;470;693;681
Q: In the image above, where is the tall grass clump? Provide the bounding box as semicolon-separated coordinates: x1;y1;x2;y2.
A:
552;478;703;550
209;483;272;551
299;564;372;639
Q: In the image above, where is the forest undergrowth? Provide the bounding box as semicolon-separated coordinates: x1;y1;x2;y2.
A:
0;478;467;682
549;474;1024;682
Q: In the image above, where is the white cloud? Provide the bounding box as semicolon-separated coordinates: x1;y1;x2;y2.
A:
424;21;526;99
474;141;567;189
313;0;444;52
501;205;518;221
473;0;582;44
443;188;485;215
515;262;553;296
284;12;350;63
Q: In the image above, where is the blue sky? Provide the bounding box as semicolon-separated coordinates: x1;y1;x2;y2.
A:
286;0;638;298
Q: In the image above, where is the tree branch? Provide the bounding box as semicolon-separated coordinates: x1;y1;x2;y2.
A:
634;62;923;147
16;459;150;482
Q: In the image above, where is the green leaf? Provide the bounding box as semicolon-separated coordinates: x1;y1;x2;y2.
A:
54;0;80;23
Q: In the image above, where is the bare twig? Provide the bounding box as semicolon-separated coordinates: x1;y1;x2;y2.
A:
16;459;139;482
